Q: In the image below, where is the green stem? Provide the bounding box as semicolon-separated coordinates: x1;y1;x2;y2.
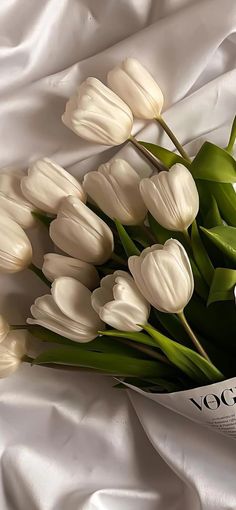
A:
182;228;192;250
140;224;156;244
111;252;128;266
178;311;210;361
129;135;164;171
22;355;33;363
156;116;191;162
118;337;170;364
11;325;27;330
29;263;51;287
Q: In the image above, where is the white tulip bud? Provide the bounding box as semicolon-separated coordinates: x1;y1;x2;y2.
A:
107;58;164;120
129;240;194;314
92;270;150;332
21;158;86;214
140;164;199;232
50;196;114;265
27;277;103;342
0;315;9;343
0;216;32;273
62;77;133;146
0;330;28;378
83;159;147;226
0;173;36;229
42;253;100;290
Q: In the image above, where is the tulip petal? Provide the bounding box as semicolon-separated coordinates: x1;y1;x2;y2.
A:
52;277;102;330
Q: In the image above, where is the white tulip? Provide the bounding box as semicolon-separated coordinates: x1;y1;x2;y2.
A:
107;58;164;120
140;164;199;232
0;216;32;273
21;158;86;214
27;277;103;342
129;239;194;314
0;173;36;229
0;330;28;378
62;77;133;146
50;196;114;265
92;270;150;332
0;315;9;343
42;253;100;290
83;159;147;226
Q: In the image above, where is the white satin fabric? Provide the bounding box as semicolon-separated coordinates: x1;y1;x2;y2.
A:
0;1;236;508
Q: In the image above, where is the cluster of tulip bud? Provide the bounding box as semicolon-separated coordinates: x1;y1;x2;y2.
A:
0;57;229;383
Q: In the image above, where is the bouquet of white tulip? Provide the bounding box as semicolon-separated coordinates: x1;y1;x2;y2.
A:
0;58;236;437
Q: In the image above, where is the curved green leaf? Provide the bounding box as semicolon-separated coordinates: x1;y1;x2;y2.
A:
201;226;236;265
143;324;224;384
114;219;140;257
208;182;236;226
226;115;236;153
99;329;157;347
208;268;236;305
191;220;214;285
33;348;175;378
139;141;190;168
190;142;236;182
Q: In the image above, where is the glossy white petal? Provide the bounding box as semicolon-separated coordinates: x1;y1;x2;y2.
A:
129;240;194;313
0;173;36;229
140;164;199;231
49;196;114;265
0;330;27;378
83;159;147;225
62;77;133;146
91;270;150;331
0;315;9;343
52;277;103;332
108;58;164;119
42;253;99;290
21;158;86;214
0;216;32;273
28;287;102;343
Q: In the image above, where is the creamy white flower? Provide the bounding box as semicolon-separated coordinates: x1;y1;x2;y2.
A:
0;315;9;343
21;158;86;214
107;58;164;120
62;77;133;146
42;253;100;290
92;270;150;332
0;216;32;273
140;163;199;231
50;196;114;265
129;240;194;314
83;159;147;226
0;330;28;378
27;276;103;342
0;173;36;229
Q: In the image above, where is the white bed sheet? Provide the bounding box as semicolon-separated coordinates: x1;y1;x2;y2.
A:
0;1;236;508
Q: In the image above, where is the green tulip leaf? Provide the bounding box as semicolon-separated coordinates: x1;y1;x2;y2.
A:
139;141;190;168
200;226;236;265
185;294;236;350
196;181;223;228
190;141;236;183
33;347;175;378
30;325;155;358
226;115;236;154
143;324;224;384
207;268;236;306
207;182;236;227
154;310;191;347
114;219;140;257
126;226;150;248
191;220;214;285
99;329;157;348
